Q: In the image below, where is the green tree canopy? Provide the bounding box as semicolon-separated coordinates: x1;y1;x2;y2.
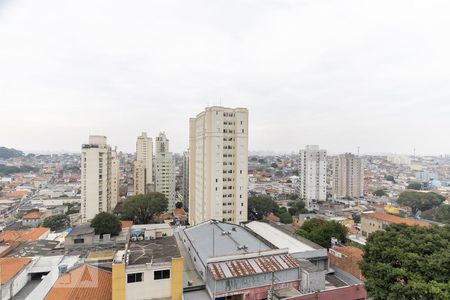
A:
385;175;396;183
373;189;387;197
288;199;307;216
422;204;450;224
248;195;280;220
360;224;450;300
0;147;24;159
123;192;168;224
397;191;445;211
91;212;122;236
407;182;422;190
296;219;347;248
175;201;183;209
279;212;292;224
43;214;70;231
270;162;278;168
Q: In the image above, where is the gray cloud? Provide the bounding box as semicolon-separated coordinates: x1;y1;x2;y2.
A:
0;0;449;155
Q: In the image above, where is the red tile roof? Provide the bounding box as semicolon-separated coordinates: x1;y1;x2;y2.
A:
45;264;112;300
120;220;133;229
364;213;430;227
23;211;46;219
0;257;32;284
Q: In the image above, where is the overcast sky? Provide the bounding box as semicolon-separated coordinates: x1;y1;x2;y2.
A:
1;0;449;155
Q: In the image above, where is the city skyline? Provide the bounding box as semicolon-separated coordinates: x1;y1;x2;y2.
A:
1;0;450;155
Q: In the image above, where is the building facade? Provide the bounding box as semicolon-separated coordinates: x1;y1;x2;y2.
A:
111;149;120;209
189;106;249;225
134;132;153;194
154;132;176;210
181;149;189;209
298;145;327;209
81;135;117;222
332;153;364;198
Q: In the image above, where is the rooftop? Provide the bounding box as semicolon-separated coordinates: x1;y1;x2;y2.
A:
128;236;180;265
23;211;46;219
44;264;112;300
0;257;32;284
68;223;95;236
246;221;319;253
183;221;272;266
208;253;299;280
363;212;430;227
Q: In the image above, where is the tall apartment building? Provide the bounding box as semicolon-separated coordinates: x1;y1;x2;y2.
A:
182;149;189;209
110;149;120;210
332;153;364;198
81;135;118;223
189;106;248;225
154;132;176;210
299;145;327;209
134;132;153;195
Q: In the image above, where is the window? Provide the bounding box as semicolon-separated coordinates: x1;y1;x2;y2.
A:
127;273;143;283
74;238;84;244
154;269;170;280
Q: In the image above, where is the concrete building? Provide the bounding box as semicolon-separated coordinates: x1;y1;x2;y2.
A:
154;132;176;210
112;227;184;300
181;149;189;209
81;135;119;222
133;160;146;196
134;132;153;194
299;145;327;209
332;153;364;199
0;257;33;300
111;149;120;209
189;106;249;225
361;212;430;237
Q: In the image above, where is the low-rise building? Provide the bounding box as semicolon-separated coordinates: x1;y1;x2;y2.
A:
0;257;33;300
21;211;46;227
361;212;430;237
328;246;364;281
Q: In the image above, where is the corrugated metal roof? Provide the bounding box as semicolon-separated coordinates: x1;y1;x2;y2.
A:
208;254;299;280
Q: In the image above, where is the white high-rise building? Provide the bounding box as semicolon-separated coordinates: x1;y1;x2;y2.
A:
299;145;327;209
332;153;364;198
154;132;176;210
81;135;118;223
189;106;248;225
134;132;153;194
182;149;190;209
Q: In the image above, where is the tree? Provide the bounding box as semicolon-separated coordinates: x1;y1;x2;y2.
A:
270;162;278;168
352;213;361;224
296;219;347;248
175;201;183;209
123;192;168;224
248;196;279;220
288;199;307;216
422;204;450;224
385;175;396;183
43;214;70;231
407;182;422;190
279;212;293;224
373;189;387;197
0;147;24;159
91;212;122;236
397;191;445;211
258;158;266;164
360;224;450;300
250;157;258;162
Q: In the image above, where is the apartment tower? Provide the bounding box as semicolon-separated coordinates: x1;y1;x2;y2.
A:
134;132;153;195
81;135;117;222
154;132;176;210
332;153;364;198
182;149;190;209
189;106;248;225
299;145;327;209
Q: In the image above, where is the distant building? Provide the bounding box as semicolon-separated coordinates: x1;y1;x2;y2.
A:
134;132;153;194
189;107;249;225
387;155;411;165
111;149;120;209
181;149;189;209
329;246;364;281
361;212;430;237
21;211;46;227
415;171;439;182
81;135;119;222
299;145;327;209
332;153;364;198
154;132;176;210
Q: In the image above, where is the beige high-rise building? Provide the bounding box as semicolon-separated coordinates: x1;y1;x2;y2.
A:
332;153;364;198
299;145;327;209
133;132;153;195
154;132;176;210
81;135;118;223
182;149;189;209
189;106;248;225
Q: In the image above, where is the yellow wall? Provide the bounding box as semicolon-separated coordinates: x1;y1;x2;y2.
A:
384;205;400;215
171;257;184;300
112;263;126;300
